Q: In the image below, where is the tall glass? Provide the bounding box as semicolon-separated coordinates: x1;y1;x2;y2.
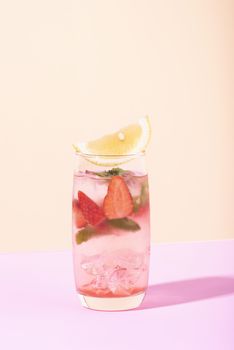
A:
72;152;150;311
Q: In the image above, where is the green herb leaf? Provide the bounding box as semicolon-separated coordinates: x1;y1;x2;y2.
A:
133;196;141;212
132;181;149;213
91;167;127;178
75;226;97;245
140;181;149;206
107;218;140;231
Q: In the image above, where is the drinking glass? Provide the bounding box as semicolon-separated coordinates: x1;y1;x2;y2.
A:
72;152;150;311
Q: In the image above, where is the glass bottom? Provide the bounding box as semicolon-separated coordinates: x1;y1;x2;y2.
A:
78;292;145;311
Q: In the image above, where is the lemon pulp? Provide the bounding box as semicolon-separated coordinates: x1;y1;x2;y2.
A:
74;116;151;165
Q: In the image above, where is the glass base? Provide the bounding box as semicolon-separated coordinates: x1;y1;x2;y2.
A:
78;292;145;311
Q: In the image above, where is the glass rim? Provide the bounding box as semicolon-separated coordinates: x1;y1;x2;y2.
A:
74;150;146;158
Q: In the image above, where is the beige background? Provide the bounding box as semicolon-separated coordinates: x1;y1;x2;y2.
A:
0;0;233;252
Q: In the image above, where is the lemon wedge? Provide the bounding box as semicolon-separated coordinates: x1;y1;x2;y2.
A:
73;116;151;165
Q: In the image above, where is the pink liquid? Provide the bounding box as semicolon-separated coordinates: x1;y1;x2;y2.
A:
72;171;150;298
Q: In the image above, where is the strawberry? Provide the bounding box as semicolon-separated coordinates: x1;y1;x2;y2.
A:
103;176;133;219
72;199;87;228
78;191;105;226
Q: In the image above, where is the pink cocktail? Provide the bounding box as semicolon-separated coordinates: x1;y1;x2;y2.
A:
72;153;150;311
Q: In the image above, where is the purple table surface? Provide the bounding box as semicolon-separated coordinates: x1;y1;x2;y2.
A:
0;240;234;350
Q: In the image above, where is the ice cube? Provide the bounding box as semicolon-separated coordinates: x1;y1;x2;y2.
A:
81;254;104;275
80;249;148;295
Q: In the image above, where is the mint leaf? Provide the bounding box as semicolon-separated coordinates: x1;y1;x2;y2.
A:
75;226;97;245
90;167;128;178
132;181;149;213
140;181;149;206
107;218;140;231
133;196;141;212
106;167;126;176
76;218;140;244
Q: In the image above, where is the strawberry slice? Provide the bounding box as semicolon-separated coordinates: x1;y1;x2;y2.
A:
103;176;133;219
78;191;105;226
72;199;87;228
